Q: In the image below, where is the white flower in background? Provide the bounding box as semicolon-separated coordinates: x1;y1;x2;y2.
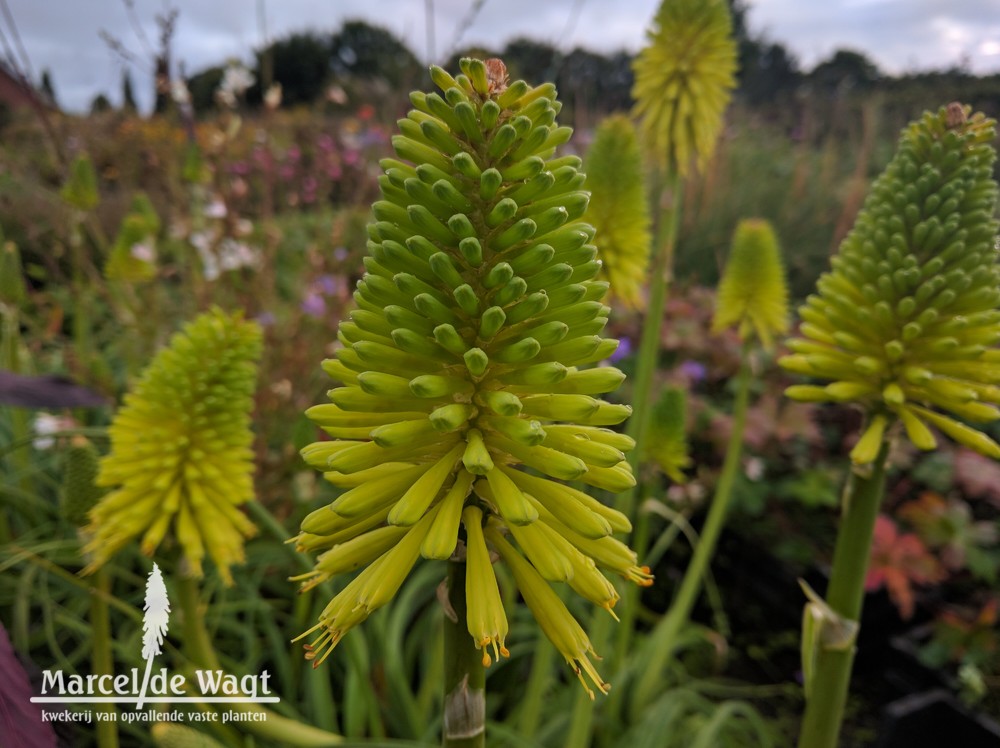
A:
217;62;255;108
170;79;191;106
744;456;765;481
204;197;227;220
33;412;76;449
190;231;220;281
326;85;347;105
217;238;259;273
130;242;156;263
264;82;282;111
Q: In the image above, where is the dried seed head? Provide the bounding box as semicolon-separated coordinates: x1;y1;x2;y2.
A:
485;58;509;96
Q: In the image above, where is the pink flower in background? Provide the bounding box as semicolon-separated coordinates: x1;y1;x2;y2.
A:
866;515;945;619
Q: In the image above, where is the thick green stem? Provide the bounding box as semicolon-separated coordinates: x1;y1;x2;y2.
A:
632;344;753;716
613;169;684;659
798;440;890;748
175;574;221;670
443;562;485;748
620;169;683;524
91;568;119;748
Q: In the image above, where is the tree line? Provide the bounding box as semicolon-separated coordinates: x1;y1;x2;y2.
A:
96;7;999;135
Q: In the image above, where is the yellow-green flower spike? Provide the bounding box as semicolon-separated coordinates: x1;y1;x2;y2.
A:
631;0;737;177
782;104;1000;461
712;218;790;350
647;386;692;483
85;309;262;583
106;192;160;283
297;58;647;691
60;153;100;211
0;233;27;307
583;115;652;308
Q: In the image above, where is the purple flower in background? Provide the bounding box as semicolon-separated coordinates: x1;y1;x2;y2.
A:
286;145;301;162
678;359;707;383
608;336;633;364
229;161;250;176
317;275;338;295
256;311;276;327
361;126;388;146
301;292;326;318
317;134;334;152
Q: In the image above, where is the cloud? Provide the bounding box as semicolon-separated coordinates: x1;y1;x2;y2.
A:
4;0;999;113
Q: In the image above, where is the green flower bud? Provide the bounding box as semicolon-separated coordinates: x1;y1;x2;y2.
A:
85;309;262;583
0;235;27;307
632;0;737;176
62;439;107;528
782;104;1000;461
583;115;652;309
60;154;99;211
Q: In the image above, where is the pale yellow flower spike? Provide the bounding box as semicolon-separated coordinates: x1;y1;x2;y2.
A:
583;115;653;309
712;218;790;350
85;309;261;584
632;0;738;177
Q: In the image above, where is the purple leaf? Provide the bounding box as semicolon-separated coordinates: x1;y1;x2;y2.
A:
0;622;58;748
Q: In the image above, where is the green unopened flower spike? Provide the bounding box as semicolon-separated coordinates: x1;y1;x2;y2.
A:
0;233;27;307
60;153;100;211
583;115;652;308
647;386;691;483
297;58;649;691
782;104;1000;463
713;218;789;350
632;0;737;177
62;438;108;528
85;309;261;583
106;192;161;283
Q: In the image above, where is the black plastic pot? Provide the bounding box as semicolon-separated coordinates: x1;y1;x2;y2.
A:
876;689;1000;748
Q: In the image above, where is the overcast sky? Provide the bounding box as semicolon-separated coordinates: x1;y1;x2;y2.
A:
4;0;1000;112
